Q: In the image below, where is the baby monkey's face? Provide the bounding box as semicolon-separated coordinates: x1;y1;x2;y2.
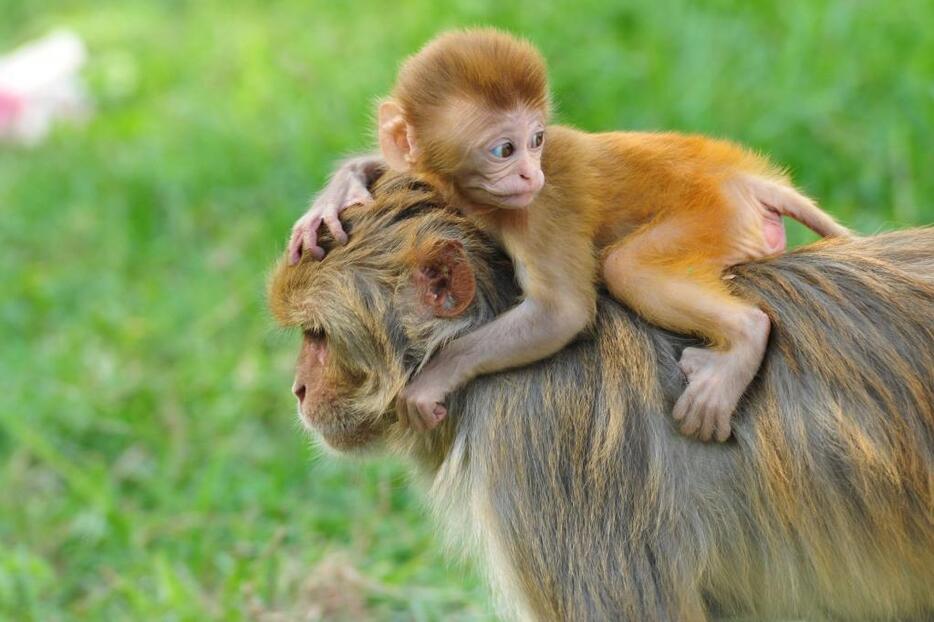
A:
455;105;546;210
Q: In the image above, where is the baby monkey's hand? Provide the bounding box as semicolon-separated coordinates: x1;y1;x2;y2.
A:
288;172;371;264
396;362;459;432
288;155;385;264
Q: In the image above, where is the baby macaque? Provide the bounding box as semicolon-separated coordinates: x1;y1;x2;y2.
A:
289;29;850;442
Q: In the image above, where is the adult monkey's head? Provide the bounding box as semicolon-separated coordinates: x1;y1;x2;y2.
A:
379;29;551;210
268;174;516;452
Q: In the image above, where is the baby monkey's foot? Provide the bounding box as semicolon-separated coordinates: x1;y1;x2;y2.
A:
673;308;770;442
673;347;748;442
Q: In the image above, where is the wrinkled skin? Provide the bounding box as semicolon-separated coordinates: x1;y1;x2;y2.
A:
449;105;546;209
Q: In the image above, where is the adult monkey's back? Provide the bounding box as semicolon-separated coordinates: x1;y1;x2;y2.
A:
269;175;934;621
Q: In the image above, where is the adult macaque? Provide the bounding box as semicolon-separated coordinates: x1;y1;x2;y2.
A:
270;175;934;621
290;29;850;441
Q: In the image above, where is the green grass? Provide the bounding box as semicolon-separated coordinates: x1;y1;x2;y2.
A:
1;1;930;619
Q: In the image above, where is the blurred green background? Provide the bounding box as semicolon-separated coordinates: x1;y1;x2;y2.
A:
1;0;930;619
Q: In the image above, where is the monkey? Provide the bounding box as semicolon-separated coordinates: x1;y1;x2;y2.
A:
269;174;934;621
289;29;851;442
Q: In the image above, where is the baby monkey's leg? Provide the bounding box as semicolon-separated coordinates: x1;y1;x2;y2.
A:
603;226;770;442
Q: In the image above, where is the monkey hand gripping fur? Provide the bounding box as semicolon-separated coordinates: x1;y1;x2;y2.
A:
270;174;934;622
287;29;851;442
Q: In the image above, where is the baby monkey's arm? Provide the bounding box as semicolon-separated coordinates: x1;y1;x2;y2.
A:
398;294;594;430
289;154;386;264
399;234;598;430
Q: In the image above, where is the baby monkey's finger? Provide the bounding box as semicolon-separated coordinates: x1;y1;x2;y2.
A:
697;408;717;442
322;210;348;245
301;217;325;261
420;402;447;430
397;395;423;432
288;229;304;266
714;412;733;443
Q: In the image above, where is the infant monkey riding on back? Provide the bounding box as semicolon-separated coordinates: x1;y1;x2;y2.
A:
289;29;850;442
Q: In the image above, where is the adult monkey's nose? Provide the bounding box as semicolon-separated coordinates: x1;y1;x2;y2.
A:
292;382;307;404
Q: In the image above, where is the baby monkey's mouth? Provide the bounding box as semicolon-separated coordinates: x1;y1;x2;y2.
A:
482;173;545;208
492;190;538;208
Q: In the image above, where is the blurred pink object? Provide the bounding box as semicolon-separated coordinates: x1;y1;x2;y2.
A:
0;30;89;146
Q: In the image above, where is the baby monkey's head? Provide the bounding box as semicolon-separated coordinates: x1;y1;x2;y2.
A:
379;28;551;210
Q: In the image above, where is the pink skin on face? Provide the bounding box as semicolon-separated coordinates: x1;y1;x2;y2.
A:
457;107;547;211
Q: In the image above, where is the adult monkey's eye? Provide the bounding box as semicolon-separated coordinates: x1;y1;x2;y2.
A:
530;131;545;149
490;141;515;158
303;326;326;340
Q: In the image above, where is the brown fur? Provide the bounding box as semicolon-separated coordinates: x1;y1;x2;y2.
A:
269;174;934;621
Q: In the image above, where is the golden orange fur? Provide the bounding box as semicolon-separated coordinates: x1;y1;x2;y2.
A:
376;29;850;441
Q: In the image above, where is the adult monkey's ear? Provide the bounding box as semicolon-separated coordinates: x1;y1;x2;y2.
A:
412;240;476;318
378;100;419;171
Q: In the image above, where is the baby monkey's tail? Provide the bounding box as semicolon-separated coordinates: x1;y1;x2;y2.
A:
745;175;852;238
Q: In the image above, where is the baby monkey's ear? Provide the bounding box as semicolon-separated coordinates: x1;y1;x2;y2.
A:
379;100;419;171
412;239;476;318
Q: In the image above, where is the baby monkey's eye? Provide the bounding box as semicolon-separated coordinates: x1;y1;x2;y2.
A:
530;131;545;149
490;141;515;159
